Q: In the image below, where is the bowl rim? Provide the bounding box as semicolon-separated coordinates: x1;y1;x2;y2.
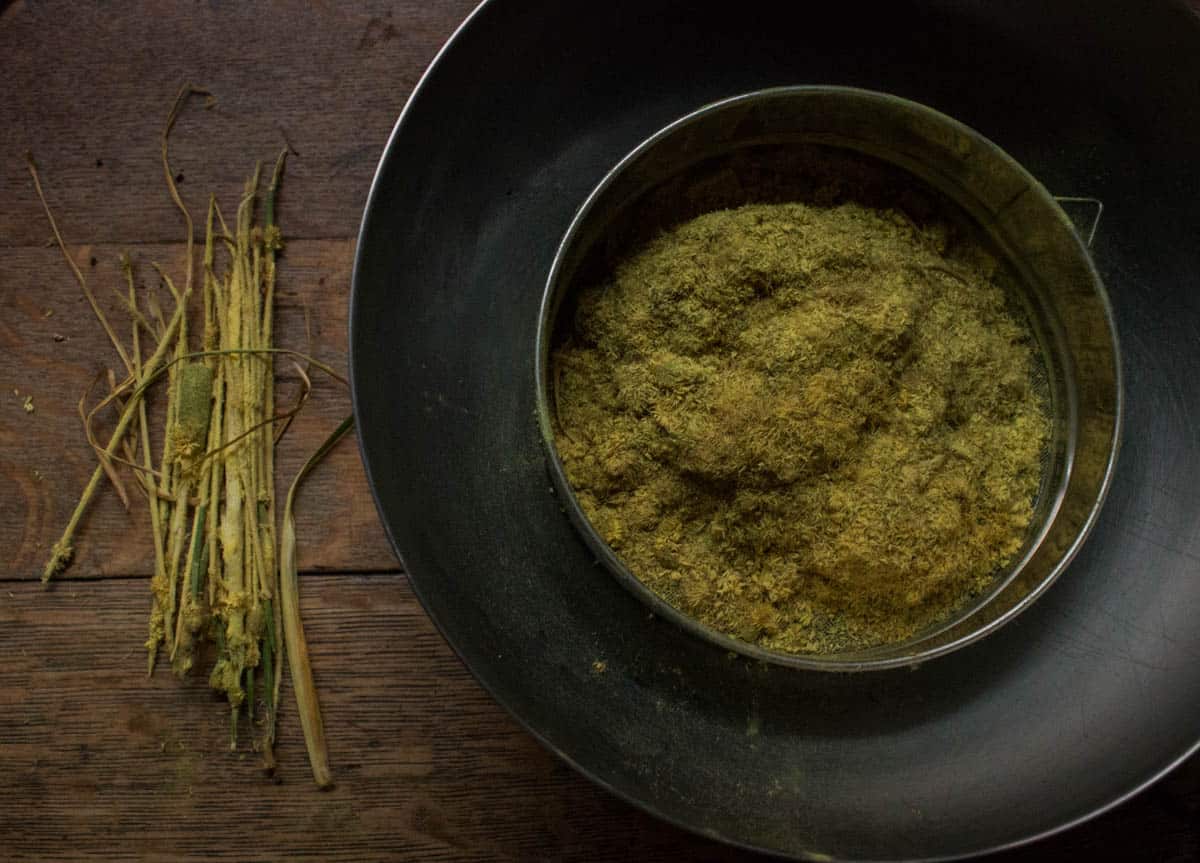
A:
533;84;1123;672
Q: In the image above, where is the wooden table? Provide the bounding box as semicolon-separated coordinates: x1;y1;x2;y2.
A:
2;2;1197;860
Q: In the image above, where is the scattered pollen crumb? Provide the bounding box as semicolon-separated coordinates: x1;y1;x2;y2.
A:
33;469;44;481
591;659;608;674
52;333;65;342
43;308;54;318
22;395;34;414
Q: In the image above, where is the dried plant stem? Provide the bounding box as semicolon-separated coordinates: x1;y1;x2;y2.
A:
155;274;181;572
169;498;207;672
25;153;135;377
78;375;131;511
210;169;266;747
126;256;171;674
163;474;191;643
216;230;249;712
38;85;343;785
263;150;286;757
42;295;188;582
206;372;226;610
27;153;141;515
162;84;209;300
201;196;226;617
148;84;207;648
280;415;353;789
176;348;347;388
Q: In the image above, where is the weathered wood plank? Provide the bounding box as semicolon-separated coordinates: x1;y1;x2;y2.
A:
0;240;397;578
0;576;755;862
0;576;1197;861
0;0;478;247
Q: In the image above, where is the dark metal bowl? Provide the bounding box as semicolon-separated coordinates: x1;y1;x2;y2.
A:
351;3;1200;859
536;87;1121;670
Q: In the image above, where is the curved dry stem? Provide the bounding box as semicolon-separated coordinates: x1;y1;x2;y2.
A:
280;414;354;788
273;361;311;444
201;371;308;466
80;353;318;481
26;153;135;376
78;372;131;510
82;348;344;425
42;290;188;582
162;84;210;302
108;279;159;345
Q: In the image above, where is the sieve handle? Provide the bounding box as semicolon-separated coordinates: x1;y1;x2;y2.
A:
1053;196;1105;248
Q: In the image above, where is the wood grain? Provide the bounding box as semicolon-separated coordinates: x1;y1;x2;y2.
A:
0;0;477;247
1;0;1198;860
0;577;1197;863
0;577;748;862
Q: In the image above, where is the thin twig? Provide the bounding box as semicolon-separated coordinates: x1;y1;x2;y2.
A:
262;148;287;766
274;361;311;444
42;290;189;582
78;372;131;510
127;256;170;675
26;153;135;377
162;84;210;301
80;348;346;439
108;277;158;344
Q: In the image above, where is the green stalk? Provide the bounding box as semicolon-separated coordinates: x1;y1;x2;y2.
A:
170;499;209;676
163;479;189;643
189;504;208;599
261;150;286;765
206;367;225;610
